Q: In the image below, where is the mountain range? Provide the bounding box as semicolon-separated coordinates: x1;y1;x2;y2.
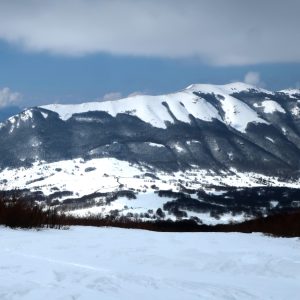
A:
1;82;300;223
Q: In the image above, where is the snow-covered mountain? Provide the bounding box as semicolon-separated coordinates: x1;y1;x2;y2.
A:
1;82;300;223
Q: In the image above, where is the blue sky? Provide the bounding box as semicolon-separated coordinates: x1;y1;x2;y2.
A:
0;0;299;108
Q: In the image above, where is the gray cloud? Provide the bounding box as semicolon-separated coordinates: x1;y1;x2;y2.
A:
0;0;299;65
0;87;21;108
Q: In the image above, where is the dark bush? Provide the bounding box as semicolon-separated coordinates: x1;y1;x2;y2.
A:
156;208;165;218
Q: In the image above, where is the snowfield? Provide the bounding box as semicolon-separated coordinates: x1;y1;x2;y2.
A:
0;226;299;300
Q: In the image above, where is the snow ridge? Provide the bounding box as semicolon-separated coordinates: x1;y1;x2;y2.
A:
41;82;270;133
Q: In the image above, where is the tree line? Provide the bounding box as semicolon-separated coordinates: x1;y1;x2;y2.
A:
0;195;300;237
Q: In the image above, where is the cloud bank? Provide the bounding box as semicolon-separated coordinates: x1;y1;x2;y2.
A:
0;0;299;66
0;87;21;108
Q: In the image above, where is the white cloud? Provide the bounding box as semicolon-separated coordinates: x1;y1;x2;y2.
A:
99;91;144;102
0;87;21;108
0;0;299;66
127;91;144;97
244;72;262;86
102;92;122;101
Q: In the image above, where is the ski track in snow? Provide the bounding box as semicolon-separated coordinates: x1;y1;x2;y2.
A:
0;226;300;300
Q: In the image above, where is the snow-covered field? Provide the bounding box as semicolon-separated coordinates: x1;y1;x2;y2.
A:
1;157;299;198
0;226;299;300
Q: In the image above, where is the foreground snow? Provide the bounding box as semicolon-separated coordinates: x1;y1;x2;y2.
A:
0;227;299;300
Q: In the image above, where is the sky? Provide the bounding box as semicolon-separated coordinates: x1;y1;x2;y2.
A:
0;0;299;108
